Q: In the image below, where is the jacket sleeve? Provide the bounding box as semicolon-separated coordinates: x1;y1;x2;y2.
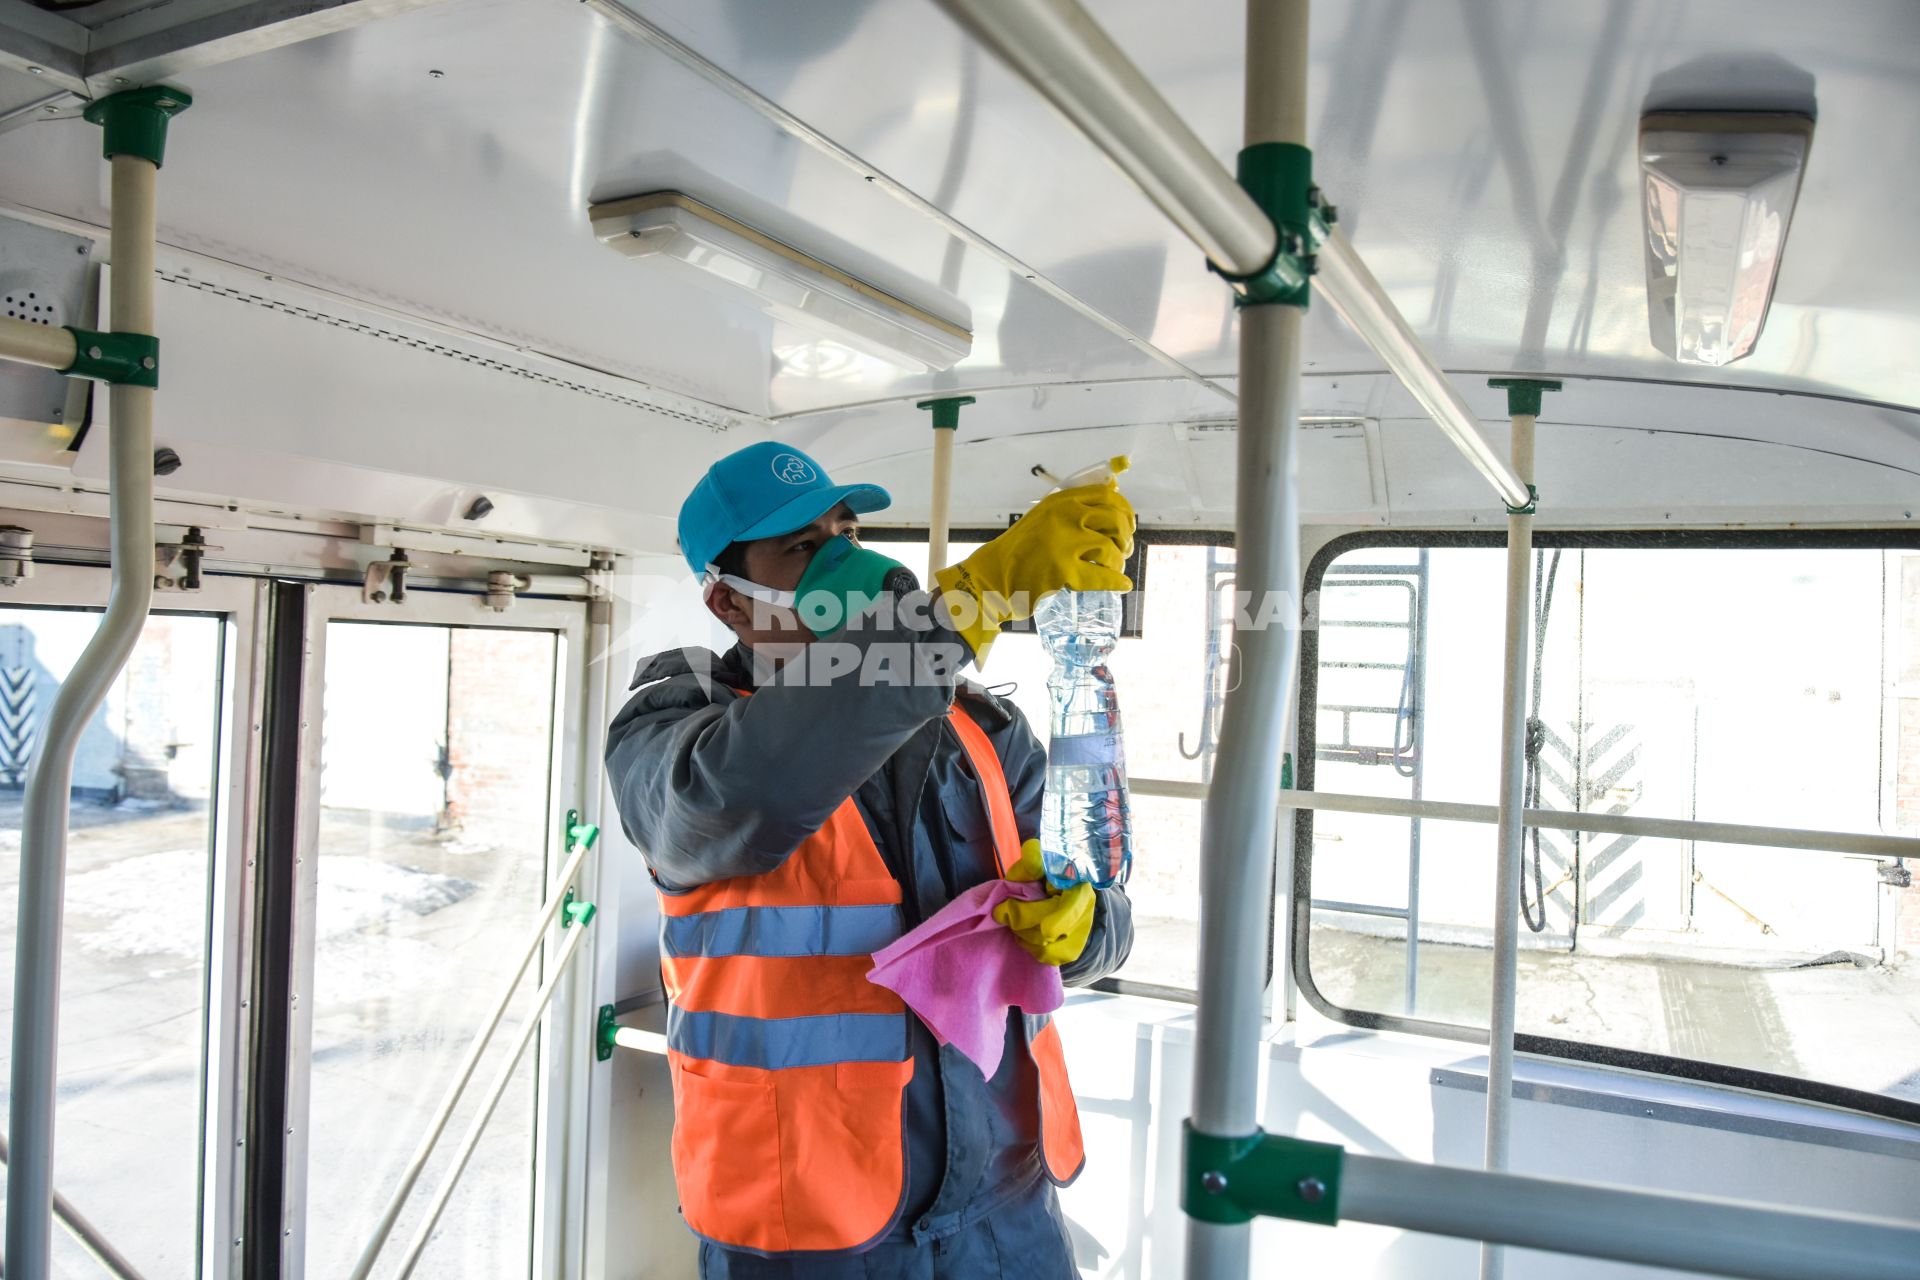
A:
996;701;1135;988
606;593;971;889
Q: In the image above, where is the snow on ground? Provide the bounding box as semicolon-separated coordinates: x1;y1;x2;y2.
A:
63;846;475;960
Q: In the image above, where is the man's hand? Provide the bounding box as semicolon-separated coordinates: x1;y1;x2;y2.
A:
933;481;1135;664
994;838;1095;966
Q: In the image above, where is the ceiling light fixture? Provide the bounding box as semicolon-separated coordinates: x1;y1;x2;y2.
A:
1639;112;1813;367
589;191;972;373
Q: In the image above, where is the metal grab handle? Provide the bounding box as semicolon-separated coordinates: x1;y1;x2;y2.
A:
347;825;600;1280
391;918;597;1279
7;149;162;1280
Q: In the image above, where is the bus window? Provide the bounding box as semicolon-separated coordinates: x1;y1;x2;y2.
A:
870;535;1233;993
1296;536;1920;1115
304;622;560;1278
0;608;224;1277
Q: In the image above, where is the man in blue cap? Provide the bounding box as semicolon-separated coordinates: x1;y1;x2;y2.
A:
607;440;1135;1277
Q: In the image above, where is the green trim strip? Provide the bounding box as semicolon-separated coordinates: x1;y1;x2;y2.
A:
82;85;192;168
61;328;158;388
1183;1122;1344;1226
916;395;976;430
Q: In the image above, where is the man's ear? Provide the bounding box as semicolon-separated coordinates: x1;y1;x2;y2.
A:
704;582;750;632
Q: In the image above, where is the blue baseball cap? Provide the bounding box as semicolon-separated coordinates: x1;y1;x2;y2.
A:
678;441;891;575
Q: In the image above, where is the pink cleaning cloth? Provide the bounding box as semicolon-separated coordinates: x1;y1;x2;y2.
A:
866;879;1063;1078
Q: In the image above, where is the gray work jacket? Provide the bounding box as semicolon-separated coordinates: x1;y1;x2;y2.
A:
605;602;1132;1250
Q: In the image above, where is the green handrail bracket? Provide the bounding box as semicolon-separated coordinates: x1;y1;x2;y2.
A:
916;395;976;430
60;328;158;388
1184;1122;1344;1226
82;85;192;168
1488;377;1563;419
1504;483;1540;517
561;888;596;928
595;1003;619;1063
564;808;600;854
1213;142;1333;309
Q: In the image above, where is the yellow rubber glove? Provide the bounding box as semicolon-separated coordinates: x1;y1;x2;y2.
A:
993;838;1095;966
933;480;1136;664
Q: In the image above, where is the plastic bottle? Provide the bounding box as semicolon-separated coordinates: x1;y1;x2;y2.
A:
1036;457;1134;892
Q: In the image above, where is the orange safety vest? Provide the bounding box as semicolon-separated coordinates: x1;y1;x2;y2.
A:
656;701;1086;1256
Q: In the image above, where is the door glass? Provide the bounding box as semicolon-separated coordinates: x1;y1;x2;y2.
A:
305;623;559;1279
0;607;225;1277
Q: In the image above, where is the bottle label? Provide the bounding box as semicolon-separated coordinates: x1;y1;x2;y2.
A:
1048;733;1120;768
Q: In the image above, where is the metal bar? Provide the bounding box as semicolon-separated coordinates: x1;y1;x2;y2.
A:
1406;548;1431;1015
6;150;159;1279
1272;789;1920;861
609;1025;669;1056
1342;1153;1920;1280
1188;5;1307;1275
1482;412;1536;1280
0;1134;151;1280
347;837;599;1280
390;920;595;1280
1314;232;1532;509
1309;899;1410;920
0;315;78;371
1132;776;1209;801
928;426;955;574
929;0;1277;276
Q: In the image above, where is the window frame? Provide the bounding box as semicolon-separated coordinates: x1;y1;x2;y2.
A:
1292;527;1920;1126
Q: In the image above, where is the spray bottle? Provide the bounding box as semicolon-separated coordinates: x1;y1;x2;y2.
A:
1034;457;1134;891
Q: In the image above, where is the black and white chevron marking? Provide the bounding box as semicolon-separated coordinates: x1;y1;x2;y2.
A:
0;666;37;786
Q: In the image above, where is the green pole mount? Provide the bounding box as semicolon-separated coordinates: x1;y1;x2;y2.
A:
1281;751;1293;790
916;395;975;430
1487;377;1562;419
1488;379;1556;515
82;85;192;168
1183;1122;1344;1226
1212;143;1332;309
596;1004;618;1063
60;328;158;388
561;888;596;928
564;808;600;854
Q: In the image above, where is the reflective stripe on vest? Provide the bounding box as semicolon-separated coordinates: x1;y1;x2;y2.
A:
656;698;1086;1256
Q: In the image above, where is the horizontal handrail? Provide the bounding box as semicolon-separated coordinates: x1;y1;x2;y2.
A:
1342;1152;1920;1280
0;315;79;372
1130;777;1920;860
928;0;1529;509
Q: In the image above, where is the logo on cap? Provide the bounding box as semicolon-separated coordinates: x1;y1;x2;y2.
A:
771;452;817;486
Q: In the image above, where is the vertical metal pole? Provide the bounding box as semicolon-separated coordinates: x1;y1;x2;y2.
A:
1405;548;1430;1015
6;150;159;1279
1188;6;1307;1278
928;427;954;572
1480;411;1536;1280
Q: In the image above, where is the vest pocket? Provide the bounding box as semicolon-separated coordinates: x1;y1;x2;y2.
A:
773;1058;914;1252
669;1060;789;1253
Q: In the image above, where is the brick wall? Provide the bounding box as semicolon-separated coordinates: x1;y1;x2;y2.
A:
443;629;557;836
